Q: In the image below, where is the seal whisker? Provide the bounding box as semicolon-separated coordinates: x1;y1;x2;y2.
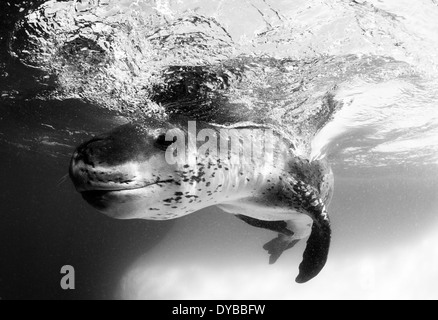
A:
57;173;69;187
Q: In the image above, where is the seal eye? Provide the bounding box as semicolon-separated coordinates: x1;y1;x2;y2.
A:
155;134;177;151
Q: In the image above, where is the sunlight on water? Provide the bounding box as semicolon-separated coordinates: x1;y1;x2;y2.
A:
312;77;438;167
7;0;438;168
120;218;438;300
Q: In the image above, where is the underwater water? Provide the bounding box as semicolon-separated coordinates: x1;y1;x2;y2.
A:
0;0;438;300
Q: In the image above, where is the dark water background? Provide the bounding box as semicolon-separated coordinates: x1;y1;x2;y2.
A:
0;2;173;300
0;143;174;300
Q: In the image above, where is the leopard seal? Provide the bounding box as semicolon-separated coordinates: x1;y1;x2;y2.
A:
69;62;336;284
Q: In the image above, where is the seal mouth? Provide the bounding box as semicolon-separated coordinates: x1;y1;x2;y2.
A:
79;179;176;210
79;179;175;196
80;179;176;195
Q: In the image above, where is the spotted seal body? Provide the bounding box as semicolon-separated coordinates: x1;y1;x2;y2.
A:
70;114;333;283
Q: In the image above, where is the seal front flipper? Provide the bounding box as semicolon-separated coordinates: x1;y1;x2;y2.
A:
236;215;294;237
288;180;332;284
236;215;299;264
263;235;300;265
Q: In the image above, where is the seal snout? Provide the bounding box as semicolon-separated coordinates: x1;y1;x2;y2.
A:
69;136;141;193
72;136;107;168
70;122;177;195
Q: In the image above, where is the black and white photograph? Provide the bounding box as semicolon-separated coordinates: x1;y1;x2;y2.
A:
0;0;437;301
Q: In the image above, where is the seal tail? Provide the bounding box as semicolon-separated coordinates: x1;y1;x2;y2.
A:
263;235;300;265
295;220;331;284
287;179;332;284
